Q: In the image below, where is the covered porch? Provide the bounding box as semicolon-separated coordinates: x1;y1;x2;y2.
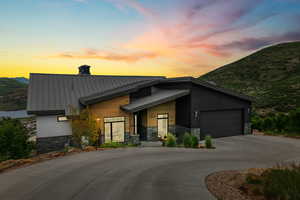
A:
122;89;190;141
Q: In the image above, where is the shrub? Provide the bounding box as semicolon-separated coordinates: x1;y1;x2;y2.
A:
251;108;300;135
70;108;98;149
191;135;199;148
274;113;288;132
183;133;192;148
205;135;213;148
0;118;33;160
262;167;300;200
165;134;177;147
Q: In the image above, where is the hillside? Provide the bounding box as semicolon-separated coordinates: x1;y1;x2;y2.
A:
200;42;300;115
0;78;28;111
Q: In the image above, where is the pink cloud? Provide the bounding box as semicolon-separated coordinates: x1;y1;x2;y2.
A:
50;48;159;62
61;0;300;66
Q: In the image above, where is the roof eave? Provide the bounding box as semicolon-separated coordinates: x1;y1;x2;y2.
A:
80;79;162;105
121;90;190;113
27;110;65;116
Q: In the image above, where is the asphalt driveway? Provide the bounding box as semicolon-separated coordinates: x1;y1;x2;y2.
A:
0;135;300;200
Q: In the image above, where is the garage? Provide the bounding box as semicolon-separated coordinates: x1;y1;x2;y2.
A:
199;109;244;139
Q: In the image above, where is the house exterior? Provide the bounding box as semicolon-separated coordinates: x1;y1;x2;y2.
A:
27;65;252;153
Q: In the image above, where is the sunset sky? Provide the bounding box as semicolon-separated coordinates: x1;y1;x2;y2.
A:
1;0;300;78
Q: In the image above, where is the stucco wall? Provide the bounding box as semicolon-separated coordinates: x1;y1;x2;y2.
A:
89;95;134;134
36;115;72;138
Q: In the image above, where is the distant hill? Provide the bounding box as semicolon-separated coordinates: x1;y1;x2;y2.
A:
0;78;28;111
200;42;300;115
13;77;29;84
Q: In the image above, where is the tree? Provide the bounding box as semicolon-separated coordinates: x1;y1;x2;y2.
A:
289;108;300;132
70;108;98;148
263;117;274;131
274;113;287;132
0;118;33;160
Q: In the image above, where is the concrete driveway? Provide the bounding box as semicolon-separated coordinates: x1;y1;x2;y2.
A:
0;135;299;200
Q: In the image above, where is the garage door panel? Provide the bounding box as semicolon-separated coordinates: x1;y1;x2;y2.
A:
200;110;243;139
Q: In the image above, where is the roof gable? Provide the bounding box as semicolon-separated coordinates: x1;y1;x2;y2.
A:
162;77;253;102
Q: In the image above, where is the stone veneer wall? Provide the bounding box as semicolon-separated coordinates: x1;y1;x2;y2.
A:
146;127;159;141
244;123;252;135
37;135;71;154
143;125;201;142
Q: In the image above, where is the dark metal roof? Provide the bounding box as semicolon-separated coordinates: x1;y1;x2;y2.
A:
80;79;162;105
121;89;190;113
27;73;252;115
27;73;165;115
162;77;253;102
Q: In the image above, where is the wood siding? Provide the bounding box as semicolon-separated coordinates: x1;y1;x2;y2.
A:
89;95;134;134
146;101;176;127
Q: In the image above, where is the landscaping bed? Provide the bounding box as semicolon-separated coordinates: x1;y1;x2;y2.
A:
206;164;300;200
0;144;138;174
162;133;216;149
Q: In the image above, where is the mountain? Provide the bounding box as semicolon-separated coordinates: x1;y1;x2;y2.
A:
200;42;300;115
0;78;28;111
13;77;29;84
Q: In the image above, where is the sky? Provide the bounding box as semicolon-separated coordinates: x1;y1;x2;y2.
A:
0;0;300;78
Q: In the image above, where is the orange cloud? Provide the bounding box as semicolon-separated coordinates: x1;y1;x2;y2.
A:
50;48;159;62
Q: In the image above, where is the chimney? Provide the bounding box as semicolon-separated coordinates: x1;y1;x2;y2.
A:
78;65;91;75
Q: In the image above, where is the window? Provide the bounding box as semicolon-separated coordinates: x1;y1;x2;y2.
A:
157;114;168;138
157;114;168;119
57;116;68;122
134;114;137;135
104;117;125;143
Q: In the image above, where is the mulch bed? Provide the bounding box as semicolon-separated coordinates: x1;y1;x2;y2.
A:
0;146;106;174
206;169;267;200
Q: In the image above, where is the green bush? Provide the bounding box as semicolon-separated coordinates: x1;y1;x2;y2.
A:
262;167;300;200
183;133;192;148
191;135;199;148
205;135;213;148
251;108;300;135
165;134;177;147
0;118;33;160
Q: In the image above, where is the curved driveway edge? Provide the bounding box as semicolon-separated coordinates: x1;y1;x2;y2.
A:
0;135;299;200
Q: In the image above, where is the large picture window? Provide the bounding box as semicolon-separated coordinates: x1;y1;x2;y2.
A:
104;117;125;143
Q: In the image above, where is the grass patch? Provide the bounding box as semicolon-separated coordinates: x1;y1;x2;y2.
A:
99;142;138;148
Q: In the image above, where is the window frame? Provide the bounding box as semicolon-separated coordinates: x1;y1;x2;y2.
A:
157;113;169;138
104;117;126;143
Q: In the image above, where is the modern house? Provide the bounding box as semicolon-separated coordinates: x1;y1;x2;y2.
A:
27;65;252;153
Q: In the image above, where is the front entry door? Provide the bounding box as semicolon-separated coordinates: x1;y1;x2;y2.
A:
104;117;125;143
157;114;168;138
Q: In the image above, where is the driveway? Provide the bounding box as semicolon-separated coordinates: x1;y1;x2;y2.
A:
0;135;299;200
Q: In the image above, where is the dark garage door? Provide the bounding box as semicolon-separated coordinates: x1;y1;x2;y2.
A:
199;109;243;139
